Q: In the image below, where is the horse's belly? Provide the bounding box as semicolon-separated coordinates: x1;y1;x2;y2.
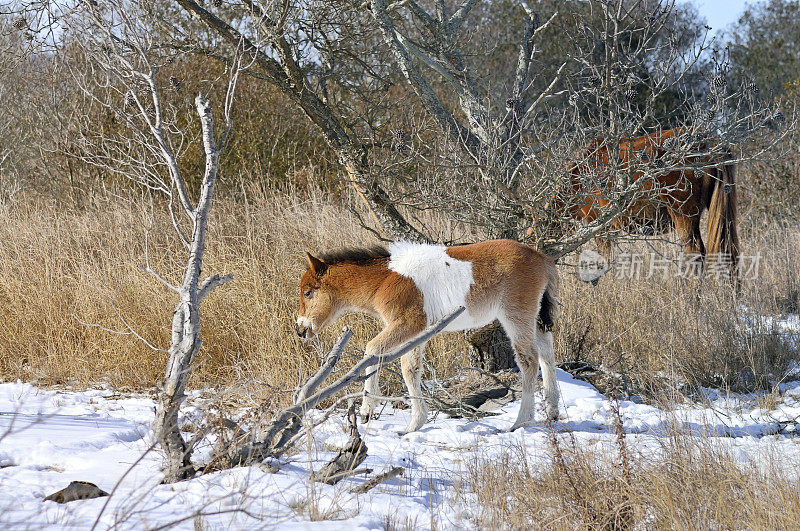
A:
440;304;497;332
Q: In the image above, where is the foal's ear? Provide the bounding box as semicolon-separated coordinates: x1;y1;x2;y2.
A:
306;253;327;276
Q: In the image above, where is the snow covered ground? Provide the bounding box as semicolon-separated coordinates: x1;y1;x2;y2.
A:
3;363;800;530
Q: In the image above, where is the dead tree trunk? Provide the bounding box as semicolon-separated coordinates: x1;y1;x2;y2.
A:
60;0;241;483
466;323;517;371
151;95;233;483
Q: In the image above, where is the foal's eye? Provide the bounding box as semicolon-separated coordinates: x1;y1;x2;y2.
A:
304;289;313;298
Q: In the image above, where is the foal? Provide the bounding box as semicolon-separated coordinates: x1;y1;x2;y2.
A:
295;239;560;433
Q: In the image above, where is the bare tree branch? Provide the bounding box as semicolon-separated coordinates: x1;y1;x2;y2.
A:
220;307;465;467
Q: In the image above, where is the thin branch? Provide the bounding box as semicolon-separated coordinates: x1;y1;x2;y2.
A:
72;313;167;353
198;273;235;303
447;0;479;34
139;266;179;292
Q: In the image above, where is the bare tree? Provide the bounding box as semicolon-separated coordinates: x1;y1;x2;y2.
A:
362;0;780;249
152;0;428;243
51;0;242;482
0;18;43;205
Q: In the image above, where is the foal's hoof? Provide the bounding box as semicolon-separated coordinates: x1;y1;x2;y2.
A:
507;421;531;432
360;413;380;424
398;424;423;436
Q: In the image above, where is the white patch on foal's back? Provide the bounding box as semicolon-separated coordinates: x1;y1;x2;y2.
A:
387;241;474;324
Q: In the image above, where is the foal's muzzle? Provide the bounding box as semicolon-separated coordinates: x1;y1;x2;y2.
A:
295;323;310;338
295;317;313;339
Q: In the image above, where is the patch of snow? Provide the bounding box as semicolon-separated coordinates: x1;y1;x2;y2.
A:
3;369;800;529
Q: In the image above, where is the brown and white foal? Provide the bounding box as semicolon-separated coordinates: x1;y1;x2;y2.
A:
295;239;560;433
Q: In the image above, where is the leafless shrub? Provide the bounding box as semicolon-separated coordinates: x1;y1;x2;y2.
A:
739;125;800;222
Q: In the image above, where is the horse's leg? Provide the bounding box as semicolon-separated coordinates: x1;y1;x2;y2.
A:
536;327;559;420
672;211;705;276
360;360;381;422
400;345;428;433
359;320;425;424
501;317;538;431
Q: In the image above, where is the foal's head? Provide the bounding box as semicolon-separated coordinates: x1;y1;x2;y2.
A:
295;253;337;339
295;246;390;339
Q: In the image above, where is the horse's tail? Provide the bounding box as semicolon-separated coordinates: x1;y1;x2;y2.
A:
538;260;560;332
705;156;740;271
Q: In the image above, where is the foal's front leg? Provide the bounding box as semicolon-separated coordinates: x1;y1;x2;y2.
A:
359;321;425;424
360;359;381;422
400;345;427;433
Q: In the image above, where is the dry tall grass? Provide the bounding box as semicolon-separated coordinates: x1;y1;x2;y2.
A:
557;220;800;396
0;186;470;402
463;428;800;529
0;180;797;405
0;188;369;390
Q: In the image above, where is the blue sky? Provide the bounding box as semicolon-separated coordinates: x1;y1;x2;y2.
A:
693;0;754;33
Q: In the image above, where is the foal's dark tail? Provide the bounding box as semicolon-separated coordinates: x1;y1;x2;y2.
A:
538;260;560;332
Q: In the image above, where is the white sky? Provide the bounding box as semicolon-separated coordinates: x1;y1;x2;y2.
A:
693;0;756;33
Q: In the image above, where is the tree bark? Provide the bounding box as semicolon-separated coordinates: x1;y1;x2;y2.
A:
152;301;200;481
466;322;517;371
151;95;233;483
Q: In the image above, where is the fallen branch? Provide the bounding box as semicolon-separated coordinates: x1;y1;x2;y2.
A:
428;387;510;419
311;402;369;485
350;466;404;494
218;307;465;467
427;364;515;419
314;467;373;485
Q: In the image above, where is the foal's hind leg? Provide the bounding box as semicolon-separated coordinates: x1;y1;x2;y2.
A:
536;327;559;420
501;319;539;431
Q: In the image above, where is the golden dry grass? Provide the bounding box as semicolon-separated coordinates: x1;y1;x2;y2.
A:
0;181;797;404
464;430;800;530
0;187;470;402
468;387;800;531
556;220;800;395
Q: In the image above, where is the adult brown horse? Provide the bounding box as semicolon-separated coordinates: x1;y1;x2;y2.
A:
550;128;739;274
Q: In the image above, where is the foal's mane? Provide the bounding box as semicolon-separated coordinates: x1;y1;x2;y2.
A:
318;245;390;266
